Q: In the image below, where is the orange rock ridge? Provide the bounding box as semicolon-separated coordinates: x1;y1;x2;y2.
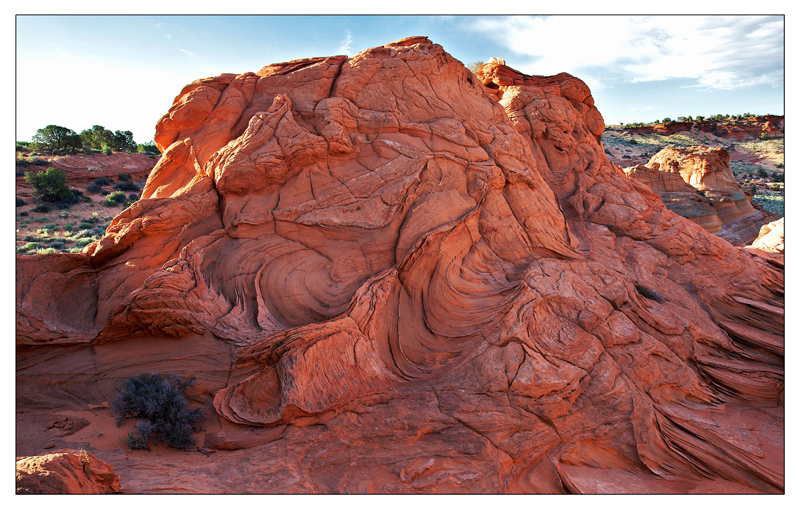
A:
623;147;777;245
16;37;783;494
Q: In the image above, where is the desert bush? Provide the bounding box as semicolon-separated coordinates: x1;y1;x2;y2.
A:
112;373;206;451
25;167;72;202
19;211;29;217
760;133;770;140
75;238;95;247
86;183;102;194
93;177;112;186
114;181;139;192
104;191;126;206
466;60;485;75
118;173;131;182
749;184;757;195
102;145;112;155
128;193;139;201
32;204;52;213
100;189;110;196
16;197;26;207
770;183;782;191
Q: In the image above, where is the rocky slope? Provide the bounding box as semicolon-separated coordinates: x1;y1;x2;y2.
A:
16;38;783;494
623;147;778;245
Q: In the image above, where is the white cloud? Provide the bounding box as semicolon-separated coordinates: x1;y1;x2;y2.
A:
165;33;172;40
338;30;354;55
177;47;194;56
463;16;784;91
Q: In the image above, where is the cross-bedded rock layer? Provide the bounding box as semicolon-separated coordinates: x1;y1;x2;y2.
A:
623;147;777;245
16;38;783;494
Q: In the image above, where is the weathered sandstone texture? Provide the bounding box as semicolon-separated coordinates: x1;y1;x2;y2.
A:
749;218;784;254
16;38;783;494
16;449;121;494
624;147;777;245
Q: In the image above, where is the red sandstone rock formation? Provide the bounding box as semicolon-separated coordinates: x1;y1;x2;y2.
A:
624;116;784;140
15;153;156;199
624;147;776;245
16;37;783;494
16;449;121;494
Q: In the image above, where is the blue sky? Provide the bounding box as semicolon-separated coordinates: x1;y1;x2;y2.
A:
15;14;785;144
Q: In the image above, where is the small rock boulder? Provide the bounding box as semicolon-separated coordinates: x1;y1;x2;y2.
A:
16;449;121;494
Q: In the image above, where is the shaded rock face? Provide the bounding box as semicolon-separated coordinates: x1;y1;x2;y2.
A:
624;147;775;245
16;449;121;494
16;38;783;494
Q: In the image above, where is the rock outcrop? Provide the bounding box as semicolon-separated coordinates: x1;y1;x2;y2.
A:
16;449;121;494
624;147;776;245
623;115;784;140
16;38;783;494
749;218;784;254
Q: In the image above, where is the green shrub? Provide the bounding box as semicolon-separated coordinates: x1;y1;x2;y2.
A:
16;197;26;207
128;193;139;201
114;181;139;192
93;177;112;186
25;167;72;202
104;191;126;206
118;173;131;182
102;145;112;155
75;238;94;247
78;221;94;229
32;204;52;213
86;183;102;194
112;373;206;451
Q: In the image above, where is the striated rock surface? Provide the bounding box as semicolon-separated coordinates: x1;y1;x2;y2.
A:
16;449;121;494
16;38;783;494
624;147;776;245
749;218;784;254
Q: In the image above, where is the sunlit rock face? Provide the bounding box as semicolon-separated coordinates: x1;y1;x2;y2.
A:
623;147;776;245
16;37;783;494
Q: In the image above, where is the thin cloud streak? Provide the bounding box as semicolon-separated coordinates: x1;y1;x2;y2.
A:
338;30;354;55
177;47;194;56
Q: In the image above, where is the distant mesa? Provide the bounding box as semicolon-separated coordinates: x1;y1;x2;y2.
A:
623;146;778;245
16;37;783;494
